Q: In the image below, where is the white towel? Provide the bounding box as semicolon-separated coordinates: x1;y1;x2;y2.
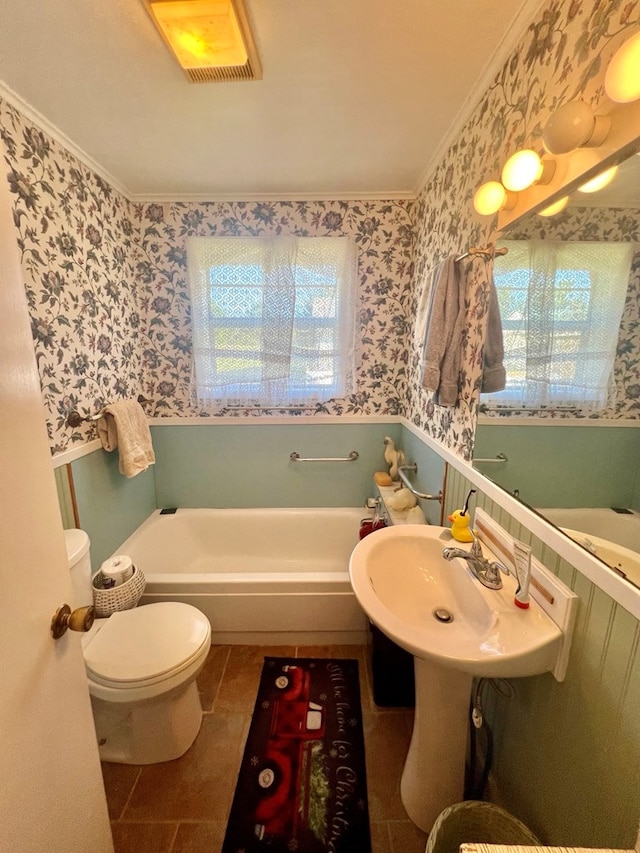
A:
97;399;155;478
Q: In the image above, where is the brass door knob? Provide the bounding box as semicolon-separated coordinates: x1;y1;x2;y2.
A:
51;604;95;640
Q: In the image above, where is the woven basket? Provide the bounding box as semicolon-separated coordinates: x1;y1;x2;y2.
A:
92;564;146;617
426;801;540;853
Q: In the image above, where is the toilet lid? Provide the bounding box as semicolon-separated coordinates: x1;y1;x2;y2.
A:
84;602;210;685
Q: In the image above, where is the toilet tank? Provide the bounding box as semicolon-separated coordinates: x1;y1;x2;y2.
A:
63;528;93;608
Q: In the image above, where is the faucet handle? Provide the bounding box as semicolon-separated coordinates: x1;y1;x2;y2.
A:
490;560;511;577
468;526;483;557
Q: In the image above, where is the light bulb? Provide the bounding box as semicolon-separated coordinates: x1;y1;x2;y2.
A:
473;181;508;216
577;165;618;193
501;149;555;191
537;196;569;217
542;101;610;154
605;31;640;103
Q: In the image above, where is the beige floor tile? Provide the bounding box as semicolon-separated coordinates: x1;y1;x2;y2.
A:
122;713;248;822
363;711;412;821
110;821;177;853
388;818;428;853
101;763;142;820
171;820;227;852
198;645;231;712
213;645;296;713
103;642;423;852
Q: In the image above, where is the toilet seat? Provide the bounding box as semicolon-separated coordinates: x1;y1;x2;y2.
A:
84;601;211;690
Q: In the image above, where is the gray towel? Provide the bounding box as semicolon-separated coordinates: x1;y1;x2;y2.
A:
421;256;466;406
481;274;506;393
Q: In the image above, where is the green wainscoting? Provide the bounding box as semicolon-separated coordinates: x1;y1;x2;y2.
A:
70;448;157;570
399;426;447;525
150;422;403;509
64;421;406;566
474;422;640;509
446;465;640;847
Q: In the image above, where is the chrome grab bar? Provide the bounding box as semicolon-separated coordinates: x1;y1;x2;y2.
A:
290;451;359;463
397;464;442;502
472;453;508;464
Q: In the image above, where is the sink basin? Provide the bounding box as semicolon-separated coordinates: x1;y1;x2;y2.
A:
349;524;562;677
349;522;566;832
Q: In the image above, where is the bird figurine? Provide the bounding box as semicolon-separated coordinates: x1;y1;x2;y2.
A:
448;488;476;543
383;436;405;481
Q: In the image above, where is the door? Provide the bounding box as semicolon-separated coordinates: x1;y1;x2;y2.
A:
0;154;113;851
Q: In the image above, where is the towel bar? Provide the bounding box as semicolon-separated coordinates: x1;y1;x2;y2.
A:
290;451;359;463
66;395;152;428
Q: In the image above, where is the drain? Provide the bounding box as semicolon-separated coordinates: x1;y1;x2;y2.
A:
433;608;453;623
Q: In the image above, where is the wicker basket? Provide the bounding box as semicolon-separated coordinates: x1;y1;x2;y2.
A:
92;564;146;617
426;801;540;853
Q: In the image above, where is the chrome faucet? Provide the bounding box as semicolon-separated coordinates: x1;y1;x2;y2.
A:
442;527;507;591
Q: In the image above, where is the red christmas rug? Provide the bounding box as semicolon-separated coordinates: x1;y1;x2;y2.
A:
222;657;371;853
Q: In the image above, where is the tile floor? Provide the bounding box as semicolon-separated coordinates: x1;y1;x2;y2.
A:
102;644;429;853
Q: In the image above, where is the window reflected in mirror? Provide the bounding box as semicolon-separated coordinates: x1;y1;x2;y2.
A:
475;144;640;591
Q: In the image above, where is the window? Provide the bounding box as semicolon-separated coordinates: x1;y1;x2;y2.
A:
483;239;633;409
187;236;357;407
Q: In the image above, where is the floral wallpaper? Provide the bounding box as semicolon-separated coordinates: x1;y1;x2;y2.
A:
0;99;146;453
404;0;640;458
1;0;639;459
135;200;415;420
495;204;640;419
0;98;415;452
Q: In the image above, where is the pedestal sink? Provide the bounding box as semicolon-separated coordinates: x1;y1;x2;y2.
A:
349;523;568;832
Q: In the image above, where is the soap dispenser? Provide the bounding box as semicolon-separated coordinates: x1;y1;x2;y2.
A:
448;489;476;543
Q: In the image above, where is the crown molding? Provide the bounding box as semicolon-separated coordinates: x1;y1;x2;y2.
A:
414;0;549;196
0;80;130;198
0;80;417;203
131;189;417;203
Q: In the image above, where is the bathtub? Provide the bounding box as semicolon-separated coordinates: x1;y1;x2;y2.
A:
112;507;369;644
539;507;640;587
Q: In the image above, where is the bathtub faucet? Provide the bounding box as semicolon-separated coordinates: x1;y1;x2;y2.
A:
442;528;506;591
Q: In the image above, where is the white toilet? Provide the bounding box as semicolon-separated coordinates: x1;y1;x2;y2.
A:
64;528;212;765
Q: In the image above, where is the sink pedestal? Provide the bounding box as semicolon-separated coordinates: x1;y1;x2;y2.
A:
401;656;472;833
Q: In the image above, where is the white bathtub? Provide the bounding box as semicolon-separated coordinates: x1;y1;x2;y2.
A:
113;507;369;644
539;507;640;587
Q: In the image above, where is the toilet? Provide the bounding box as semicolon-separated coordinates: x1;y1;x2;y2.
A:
64;528;212;765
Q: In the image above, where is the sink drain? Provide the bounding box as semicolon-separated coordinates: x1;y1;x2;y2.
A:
433;608;453;623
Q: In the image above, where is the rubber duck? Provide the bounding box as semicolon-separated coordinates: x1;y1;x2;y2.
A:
448;489;476;543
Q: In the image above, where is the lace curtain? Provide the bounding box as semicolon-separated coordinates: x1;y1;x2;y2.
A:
482;239;634;409
187;235;357;408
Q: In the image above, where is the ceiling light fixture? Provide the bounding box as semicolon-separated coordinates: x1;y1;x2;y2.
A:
501;149;556;192
577;165;619;193
542;101;611;154
145;0;262;83
473;181;517;216
605;30;640;103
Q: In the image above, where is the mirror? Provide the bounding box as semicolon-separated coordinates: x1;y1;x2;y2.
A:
475;142;640;590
